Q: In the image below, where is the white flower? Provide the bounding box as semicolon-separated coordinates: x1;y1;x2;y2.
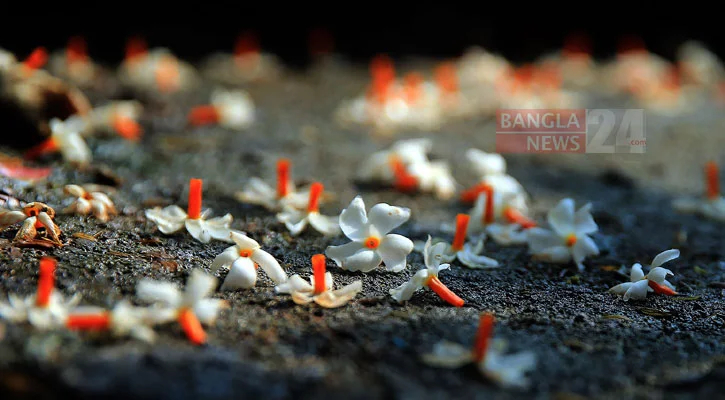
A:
526;198;599;271
235;159;325;211
609;249;679;301
88;100;144;141
325;196;413;273
673;161;725;221
188;89;254;129
407;160;457;200
276;182;340;236
136;269;227;345
25;116;91;165
66;300;158;343
390;236;464;306
210;231;287;290
0;48;17;72
467;187;534;246
275;254;362;308
465;149;528;209
357;138;432;183
444;214;500;269
422;313;536;389
145;178;241;243
63;184;117;222
0;257;80;330
119;47;198;93
0;202;62;247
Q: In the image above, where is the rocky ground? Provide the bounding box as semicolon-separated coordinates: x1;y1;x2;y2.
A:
0;57;724;400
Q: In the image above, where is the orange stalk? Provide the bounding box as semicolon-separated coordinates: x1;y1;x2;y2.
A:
23;47;48;71
435;62;458;94
427;276;464;307
112;115;143;141
503;207;537;229
403;72;423;103
369;54;395;104
66;36;88;64
234;32;259;57
125;36;147;62
66;313;111;330
307;182;324;213
705;161;719;199
460;183;489;203
24;139;58;160
188;105;220;127
472;313;495;362
178;308;207;345
451;214;470;252
36;257;56;307
390;157;417;192
648;281;678;296
187;178;203;220
483;185;494;225
276;158;291;198
312;254;327;294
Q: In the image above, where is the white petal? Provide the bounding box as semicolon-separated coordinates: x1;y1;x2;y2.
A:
210;246;239;273
339;249;383;272
145;206;186;234
278;209;308;235
389;270;427;302
486;223;528;246
609;281;634;296
571;235;599;265
220;257;257;290
482;349;537;388
651;249;680;268
630;263;645;281
136;280;182;308
230;231;260;250
423;235;450;269
421;340;474;368
183;270;217;306
251;249;287;284
185;219;212;243
647;267;674;284
532;245;572;263
275;274;312;294
64;184;86;197
58;131;92;164
457;249;500;269
204;214;236;242
308;212;341;236
314;280;362;308
623;279;650;301
325;241;365;267
378;234;413;272
574;203;598;235
235;178;277;209
547;198;576;236
339;196;370;241
526;228;563;254
369;203;411;235
193;299;226;325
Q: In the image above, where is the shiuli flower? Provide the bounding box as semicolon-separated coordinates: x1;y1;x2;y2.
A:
442;214;499;269
88;100;144;141
48;36;98;87
0;257;80;329
145;178;242;243
210;231;288;290
406;160;458;200
136;270;228;345
236;158;329;211
325;196;413;273
467;185;536;246
673;161;725;221
276;182;340;236
462;148;528;210
422;313;537;389
24;116;91;165
357;138;432;183
63;184;118;222
65;300;158;343
526;198;599;271
275;254;362;308
0;202;63;247
609;249;679;301
390;236;465;306
188;89;255;129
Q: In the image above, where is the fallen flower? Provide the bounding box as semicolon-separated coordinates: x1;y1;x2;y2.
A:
442;214;499;269
326;196;413;273
422;313;536;389
188;89;255;129
467;185;535;245
88;100;144;141
407;160;458;200
0;257;80;329
24;116;91;165
63;184;117;222
235;158;327;211
0;202;63;247
390;236;464;306
357;138;432;184
66;300;158;343
526;198;599;271
609;249;679;301
275;254;362;308
136;270;227;345
145;178;241;243
673;161;725;221
210;231;287;290
276;182;340;236
463;149;528;210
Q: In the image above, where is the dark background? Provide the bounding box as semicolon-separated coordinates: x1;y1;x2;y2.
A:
0;6;719;67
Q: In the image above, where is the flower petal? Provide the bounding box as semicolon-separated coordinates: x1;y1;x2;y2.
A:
574;203;598;235
339;196;369;241
235;177;277;209
457;249;500;269
623;279;650;301
145;206;187;234
369;203;411;235
378;234;414;272
650;249;680;268
325;241;365;267
183;270;217;306
421;340;474;368
609;281;634;296
251;249;287;284
185;219;212;243
630;263;645;281
308;212;341;236
230;231;260;250
389;270;427;303
314;281;362;308
136;280;182;308
526;228;562;254
210;246;239;273
571;235;599;265
204;214;236;242
532;245;572;263
482;349;537;389
220;257;257;290
547;198;575;236
647;267;674;284
277;209;308;236
193;298;227;325
339;249;383;272
275;274;312;294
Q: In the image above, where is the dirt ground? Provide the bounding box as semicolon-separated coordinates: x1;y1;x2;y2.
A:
0;57;724;400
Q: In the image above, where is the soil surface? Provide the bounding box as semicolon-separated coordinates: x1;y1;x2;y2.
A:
0;56;724;400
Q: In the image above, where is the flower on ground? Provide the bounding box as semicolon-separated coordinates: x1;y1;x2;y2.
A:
526;198;599;271
0;257;80;329
416;214;499;269
0;202;63;247
276;182;340;236
275;254;362;308
136;270;228;345
422;313;537;389
407;160;457;200
235;158;329;211
24;116;91;165
609;249;679;301
467;185;536;246
210;231;288;290
673;161;725;221
390;236;465;306
63;184;117;222
188;89;255;129
462;149;528;211
145;178;242;243
48;36;99;87
65;300;158;343
88;100;144;141
325;196;413;273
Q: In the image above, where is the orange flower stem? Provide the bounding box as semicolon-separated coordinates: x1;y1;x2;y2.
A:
112;115;143;141
503;207;537;229
187;178;202;220
66;313;111;330
276;158;291;198
460;183;489;203
451;214;470;252
24;139;58;160
307;182;323;213
312;254;327;294
178;309;207;345
648;281;678;296
472;313;495;362
36;257;56;307
705;161;720;199
426;276;464;307
483;185;494;225
188;105;220;127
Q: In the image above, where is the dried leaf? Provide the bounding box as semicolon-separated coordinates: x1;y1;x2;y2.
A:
599;265;619;272
601;314;632;321
637;307;674;318
72;232;97;242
